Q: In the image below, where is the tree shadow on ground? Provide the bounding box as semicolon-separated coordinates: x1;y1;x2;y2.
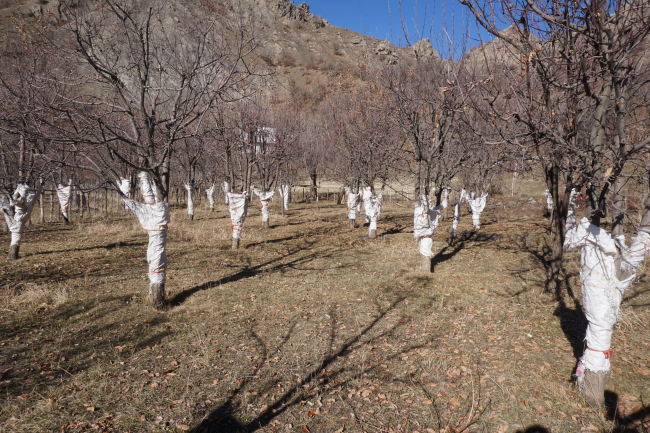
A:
431;243;464;272
189;295;448;433
605;392;650;433
169;240;342;306
553;276;588;378
515;426;550;433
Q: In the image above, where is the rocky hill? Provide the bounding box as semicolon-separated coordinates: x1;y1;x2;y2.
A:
0;0;441;106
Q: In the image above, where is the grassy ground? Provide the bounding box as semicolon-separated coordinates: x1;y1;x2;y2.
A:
0;191;649;433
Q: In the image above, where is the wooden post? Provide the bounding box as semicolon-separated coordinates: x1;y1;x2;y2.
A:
49;191;53;222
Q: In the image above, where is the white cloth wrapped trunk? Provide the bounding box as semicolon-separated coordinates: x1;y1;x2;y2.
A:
119;178;130;210
138;172;156;205
185;184;195;216
441;188;450;209
366;192;383;236
222;181;230;205
345;187;361;220
56;181;72;219
228;192;249;240
206;185;216;210
255;190;275;222
565;217;650;374
469;193;488;229
362;187;373;224
544;190;553;211
279;185;291;211
451;189;465;237
4;183;41;247
565;188;580;232
414;196;440;257
124;198;169;285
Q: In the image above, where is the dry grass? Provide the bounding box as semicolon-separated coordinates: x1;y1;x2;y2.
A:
0;191;648;433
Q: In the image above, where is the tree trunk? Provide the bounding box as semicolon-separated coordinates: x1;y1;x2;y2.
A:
264;220;269;229
369;229;377;239
149;283;167;310
232;238;240;250
7;244;19;260
421;255;431;272
349;219;355;228
188;214;193;221
581;370;606;409
545;163;568;297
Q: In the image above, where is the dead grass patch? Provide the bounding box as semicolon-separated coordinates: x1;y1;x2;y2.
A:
0;195;648;433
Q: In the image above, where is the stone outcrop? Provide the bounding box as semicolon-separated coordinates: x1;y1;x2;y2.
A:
275;0;328;28
411;38;439;59
375;40;398;64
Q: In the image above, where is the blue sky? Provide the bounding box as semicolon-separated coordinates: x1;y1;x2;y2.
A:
306;0;491;57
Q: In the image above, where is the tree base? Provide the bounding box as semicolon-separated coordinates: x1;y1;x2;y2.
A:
232;238;240;250
369;229;376;239
210;208;214;212
420;255;431;272
149;283;167;310
264;220;269;229
188;214;194;221
7;244;19;260
581;370;606;410
349;219;355;228
63;218;70;225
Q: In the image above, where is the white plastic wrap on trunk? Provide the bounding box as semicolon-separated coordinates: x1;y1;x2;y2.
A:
56;181;72;219
544;190;553;211
469;193;488;229
451;189;465;237
279;185;291;211
185;184;195;216
414;197;440;257
222;181;230;205
345;187;361;220
366;191;383;235
565;217;650;373
228;192;249;240
441;188;450;209
206;184;216;210
137;172;156;205
4;183;42;246
565;188;580;232
362;187;373;223
123;198;170;284
254;190;275;222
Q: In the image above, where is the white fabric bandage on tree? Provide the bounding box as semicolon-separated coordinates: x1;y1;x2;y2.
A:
56;180;72;220
565;218;650;375
123;198;169;285
366;191;383;236
544;189;553;211
137;172;156;205
206;184;216;210
228;192;249;240
345;187;361;220
469;193;488;229
118;177;130;210
126;172;169;285
254;190;275;222
222;181;230;205
414;196;440;257
451;189;465;238
279;185;291;211
441;188;450;209
565;188;580;232
3;183;42;247
185;184;195;216
362;186;373;224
